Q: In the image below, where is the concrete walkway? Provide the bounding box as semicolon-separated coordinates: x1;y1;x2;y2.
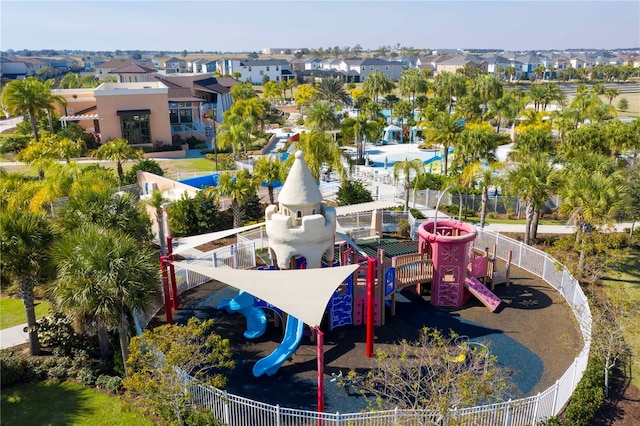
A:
0;323;29;349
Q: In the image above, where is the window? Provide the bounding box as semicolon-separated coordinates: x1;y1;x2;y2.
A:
169;102;193;125
266;66;270;71
119;112;151;145
276;66;279;71
248;67;252;72
260;70;264;75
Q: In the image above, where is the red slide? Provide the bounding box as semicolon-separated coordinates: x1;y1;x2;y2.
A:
464;276;501;312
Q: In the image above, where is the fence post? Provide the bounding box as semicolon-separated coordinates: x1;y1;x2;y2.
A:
551;380;560;414
532;392;541;424
504;399;512;426
394;407;399;423
542;256;547;280
223;390;230;425
231;244;238;269
212;252;217;268
276;404;281;426
571;357;578;389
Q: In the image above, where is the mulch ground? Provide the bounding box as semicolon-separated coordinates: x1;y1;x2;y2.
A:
150;262;586;413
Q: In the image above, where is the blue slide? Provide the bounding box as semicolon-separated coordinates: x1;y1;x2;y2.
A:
217;291;267;339
252;314;304;377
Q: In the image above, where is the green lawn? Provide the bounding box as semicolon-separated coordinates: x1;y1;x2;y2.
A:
0;297;51;329
602;249;640;388
1;380;154;426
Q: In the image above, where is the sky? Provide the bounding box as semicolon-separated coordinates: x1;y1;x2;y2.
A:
1;1;639;53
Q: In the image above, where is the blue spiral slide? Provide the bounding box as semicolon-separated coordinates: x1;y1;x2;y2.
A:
217;291;267;339
252;314;304;377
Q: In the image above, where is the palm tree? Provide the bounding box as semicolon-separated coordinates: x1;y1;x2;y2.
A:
604;87;620;105
52;225;161;365
217;112;253;158
316;77;351;106
509;127;554;162
58;185;152;243
504;66;516;82
212;170;256;228
423;111;464;176
398;68;428;116
381;94;400;123
145;190;170;255
292;130;351;182
1;76;67;142
559;170;627;272
454;125;497;171
393;158;424;212
233;97;265;131
305;100;339;132
349;114;380;165
253;156;283;204
0;208;55;355
487;93;519;134
433;71;467;113
94;139;143;182
462;161;507;227
362;71;394;103
469;74;503;114
504;155;557;244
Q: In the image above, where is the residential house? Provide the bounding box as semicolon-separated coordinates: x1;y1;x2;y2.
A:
96;59;155;80
110;63;157;83
0;57;35;80
163;57;187;73
201;60;218;74
483;55;524;80
83;57;105;71
436;54;488;75
53;81;173;146
358;58;404;81
303;57;323;71
512;54;544;79
568;54;596;70
188;58;210;73
216;58;293;84
154;73;237;124
52;74;237;147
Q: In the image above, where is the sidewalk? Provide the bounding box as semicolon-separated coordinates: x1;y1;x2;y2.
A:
0;323;29;349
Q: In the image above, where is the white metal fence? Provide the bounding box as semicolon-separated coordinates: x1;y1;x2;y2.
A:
137;222;591;425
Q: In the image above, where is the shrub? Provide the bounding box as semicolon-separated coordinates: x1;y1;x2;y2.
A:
0;134;31;153
397;218;411;237
47;365;68;379
122;158;165;184
0;350;26;387
336;180;373;206
77;367;96;386
24;358;46;381
96;374;123;394
562;358;605;426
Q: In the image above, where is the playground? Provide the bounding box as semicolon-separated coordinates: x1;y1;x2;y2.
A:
150;151;583;416
157;255;580;413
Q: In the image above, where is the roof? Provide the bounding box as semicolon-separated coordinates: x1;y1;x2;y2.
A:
277;151;323;206
335;201;401;216
110;63;156;74
240;59;288;66
173;261;358;327
98;59;154;69
360;58;394;65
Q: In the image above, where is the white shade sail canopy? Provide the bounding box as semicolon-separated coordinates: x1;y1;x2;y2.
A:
172;262;359;327
171;223;264;255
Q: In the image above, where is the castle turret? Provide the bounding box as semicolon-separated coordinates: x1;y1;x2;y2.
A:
265;151;336;269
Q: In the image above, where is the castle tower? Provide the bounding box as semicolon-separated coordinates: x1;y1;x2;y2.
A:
265;151;336;269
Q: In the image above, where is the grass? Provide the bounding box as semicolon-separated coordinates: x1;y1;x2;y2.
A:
1;380;154;426
1;297;52;329
601;248;640;388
